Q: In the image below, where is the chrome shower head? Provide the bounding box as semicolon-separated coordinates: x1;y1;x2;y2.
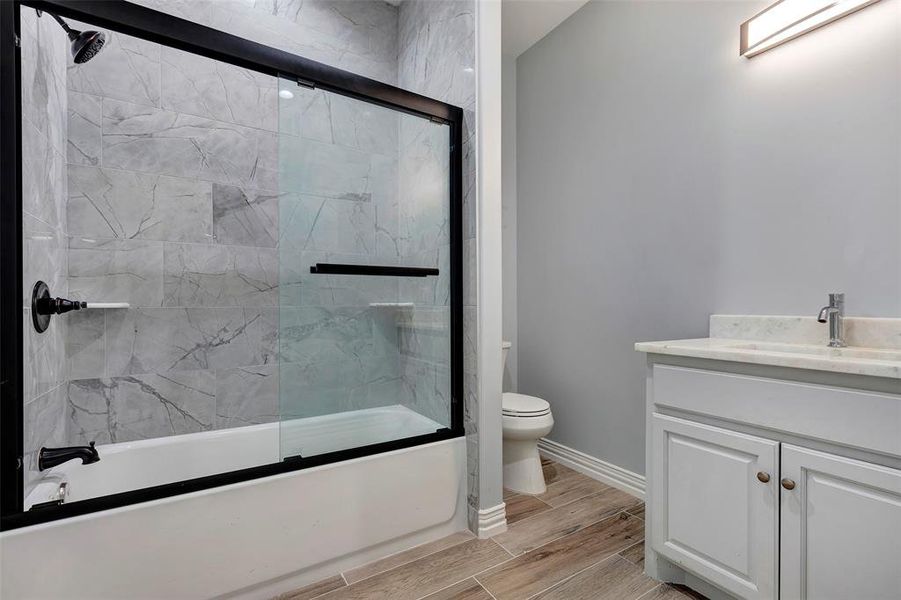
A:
41;10;107;64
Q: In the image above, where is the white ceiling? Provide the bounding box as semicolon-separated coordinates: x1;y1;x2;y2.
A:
502;0;590;57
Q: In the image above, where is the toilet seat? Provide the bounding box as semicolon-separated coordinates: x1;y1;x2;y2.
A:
502;392;551;417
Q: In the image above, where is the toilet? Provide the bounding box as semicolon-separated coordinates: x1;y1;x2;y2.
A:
502;341;554;495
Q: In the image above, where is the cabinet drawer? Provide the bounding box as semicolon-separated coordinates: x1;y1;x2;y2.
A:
652;365;901;457
651;414;778;600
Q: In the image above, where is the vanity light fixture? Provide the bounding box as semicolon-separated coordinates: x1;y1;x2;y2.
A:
740;0;882;57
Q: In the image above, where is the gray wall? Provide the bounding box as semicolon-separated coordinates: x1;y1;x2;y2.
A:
502;55;518;392
516;0;900;474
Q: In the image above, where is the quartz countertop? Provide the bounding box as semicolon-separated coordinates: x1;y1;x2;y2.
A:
635;316;901;380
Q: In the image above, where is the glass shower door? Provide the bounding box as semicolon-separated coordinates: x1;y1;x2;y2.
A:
277;77;452;460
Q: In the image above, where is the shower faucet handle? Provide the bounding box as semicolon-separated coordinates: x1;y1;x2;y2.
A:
31;281;86;333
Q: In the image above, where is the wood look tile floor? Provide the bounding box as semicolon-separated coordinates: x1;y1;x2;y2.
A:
276;459;706;600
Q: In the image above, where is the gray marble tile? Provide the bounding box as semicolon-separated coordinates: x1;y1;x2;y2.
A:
24;306;67;403
207;1;397;85
212;184;279;248
398;246;451;307
67;309;106;380
67;371;216;445
163;243;278;307
20;7;68;157
67;24;161;108
161;46;278;131
67;90;102;166
102;99;278;191
130;0;214;23
22;121;66;231
398;307;451;365
401;357;451;427
463;305;478;376
68;165;213;242
280;194;377;255
106;308;263;375
258;308;279;365
280;87;398;156
280;250;399;308
279;356;400;420
24;384;68;454
398;119;451;255
277;306;398;367
23;214;66;308
278;135;377;201
398;0;475;108
215;364;279;428
68;237;165;306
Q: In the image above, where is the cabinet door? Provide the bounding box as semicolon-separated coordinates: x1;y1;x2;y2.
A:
651;414;779;600
780;444;901;600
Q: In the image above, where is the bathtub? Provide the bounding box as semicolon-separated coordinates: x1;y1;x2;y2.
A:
3;405;467;599
25;405;444;508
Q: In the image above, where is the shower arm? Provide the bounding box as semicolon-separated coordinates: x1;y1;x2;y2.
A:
38;9;75;37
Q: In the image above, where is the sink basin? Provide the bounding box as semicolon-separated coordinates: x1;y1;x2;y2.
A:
725;342;901;362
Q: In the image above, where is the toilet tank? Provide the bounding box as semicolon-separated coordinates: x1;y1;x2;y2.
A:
502;341;512;370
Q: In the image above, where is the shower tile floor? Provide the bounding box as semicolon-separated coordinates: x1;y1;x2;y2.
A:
277;459;707;600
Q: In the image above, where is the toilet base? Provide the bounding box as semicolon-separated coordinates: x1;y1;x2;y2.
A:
503;438;547;495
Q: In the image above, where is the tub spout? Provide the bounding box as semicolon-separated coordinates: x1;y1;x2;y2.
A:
39;441;100;471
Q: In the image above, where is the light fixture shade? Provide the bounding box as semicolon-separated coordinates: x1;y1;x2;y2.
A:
740;0;882;57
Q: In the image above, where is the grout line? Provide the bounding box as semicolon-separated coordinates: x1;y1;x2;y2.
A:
636;584;665;600
494;505;637;557
617;539;645;566
522;552;624;600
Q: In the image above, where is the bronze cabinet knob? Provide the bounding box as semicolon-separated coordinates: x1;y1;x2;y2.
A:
756;472;770;483
781;478;796;490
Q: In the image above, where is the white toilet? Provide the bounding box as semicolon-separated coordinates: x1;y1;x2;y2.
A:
502;341;554;495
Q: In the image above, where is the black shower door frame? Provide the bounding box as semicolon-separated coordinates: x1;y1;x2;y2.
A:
0;0;465;531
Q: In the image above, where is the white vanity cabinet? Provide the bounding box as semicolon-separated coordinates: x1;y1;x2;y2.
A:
779;445;901;600
651;414;779;600
644;362;901;600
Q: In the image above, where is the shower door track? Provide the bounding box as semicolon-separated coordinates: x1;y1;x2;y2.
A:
0;0;465;531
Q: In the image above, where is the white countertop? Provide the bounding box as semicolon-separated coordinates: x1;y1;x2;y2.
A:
635;316;901;380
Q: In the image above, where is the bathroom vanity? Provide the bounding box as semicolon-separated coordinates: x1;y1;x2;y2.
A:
636;315;901;600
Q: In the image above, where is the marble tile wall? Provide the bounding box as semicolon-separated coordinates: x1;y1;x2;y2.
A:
21;0;474;499
21;7;70;496
63;2;407;449
396;0;478;525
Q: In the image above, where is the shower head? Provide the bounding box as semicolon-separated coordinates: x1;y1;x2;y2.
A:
69;29;106;64
41;10;106;64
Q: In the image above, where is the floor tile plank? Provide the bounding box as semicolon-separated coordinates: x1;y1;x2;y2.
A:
277;574;345;600
494;487;641;555
420;578;495;600
541;461;580;485
627;503;646;519
343;531;474;584
505;494;552;525
318;539;511;600
619;541;645;567
478;512;644;600
531;554;658;600
537;473;615;507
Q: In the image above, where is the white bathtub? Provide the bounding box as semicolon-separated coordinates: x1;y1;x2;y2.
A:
25;405;443;508
4;405;467;599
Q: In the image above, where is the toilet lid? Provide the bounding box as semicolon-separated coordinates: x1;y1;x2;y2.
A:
502;392;550;417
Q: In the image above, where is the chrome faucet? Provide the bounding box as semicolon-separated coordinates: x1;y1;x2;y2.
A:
817;293;846;348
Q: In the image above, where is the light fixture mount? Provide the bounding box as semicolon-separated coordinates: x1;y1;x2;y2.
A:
740;0;882;58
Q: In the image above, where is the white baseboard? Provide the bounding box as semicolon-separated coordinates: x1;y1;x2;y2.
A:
470;502;508;539
538;438;646;499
